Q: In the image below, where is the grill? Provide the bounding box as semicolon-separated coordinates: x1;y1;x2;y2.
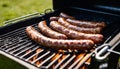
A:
0;0;120;69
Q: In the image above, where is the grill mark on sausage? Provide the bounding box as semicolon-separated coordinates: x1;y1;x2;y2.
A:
26;26;94;50
50;21;104;44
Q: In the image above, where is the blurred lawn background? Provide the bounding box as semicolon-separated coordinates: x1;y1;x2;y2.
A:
0;0;52;26
0;0;52;69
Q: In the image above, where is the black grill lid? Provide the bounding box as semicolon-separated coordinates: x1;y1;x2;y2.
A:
53;0;120;15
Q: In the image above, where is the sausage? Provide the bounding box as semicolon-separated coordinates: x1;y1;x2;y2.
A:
38;21;67;39
50;21;103;44
26;26;94;50
49;12;75;21
60;12;75;19
58;18;102;34
49;16;59;21
66;18;106;28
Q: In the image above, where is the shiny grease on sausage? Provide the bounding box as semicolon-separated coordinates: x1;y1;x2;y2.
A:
26;26;94;50
38;21;67;39
58;18;102;34
50;21;103;44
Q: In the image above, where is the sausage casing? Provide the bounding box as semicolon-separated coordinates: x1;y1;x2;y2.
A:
26;26;94;50
49;16;59;21
50;21;104;44
60;12;75;19
38;21;67;39
66;18;106;28
49;12;75;21
58;18;102;34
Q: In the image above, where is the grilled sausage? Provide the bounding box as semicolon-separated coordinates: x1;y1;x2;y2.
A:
66;18;106;28
58;18;102;34
26;26;94;50
60;12;75;19
38;21;67;39
50;21;103;44
49;12;75;21
49;16;59;21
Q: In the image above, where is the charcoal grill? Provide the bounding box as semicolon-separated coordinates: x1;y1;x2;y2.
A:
0;0;120;69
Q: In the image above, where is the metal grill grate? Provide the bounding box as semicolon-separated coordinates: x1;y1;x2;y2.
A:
0;24;93;69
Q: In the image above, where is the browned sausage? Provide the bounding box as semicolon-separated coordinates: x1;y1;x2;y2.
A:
58;18;102;34
38;21;67;39
49;16;59;21
50;21;103;44
26;26;94;50
60;12;75;19
66;18;106;28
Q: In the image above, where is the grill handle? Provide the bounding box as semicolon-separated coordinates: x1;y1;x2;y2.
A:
95;32;120;61
3;12;41;26
44;8;52;14
95;45;110;61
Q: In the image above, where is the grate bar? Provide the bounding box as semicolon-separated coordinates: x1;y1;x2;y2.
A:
0;27;25;38
1;36;28;50
6;40;31;52
14;44;34;56
10;42;32;54
68;53;86;69
74;52;93;69
54;54;70;69
25;49;44;61
0;30;25;39
31;51;51;64
0;38;24;49
45;54;62;69
37;53;55;67
5;42;27;52
20;46;39;59
0;40;22;49
60;55;76;69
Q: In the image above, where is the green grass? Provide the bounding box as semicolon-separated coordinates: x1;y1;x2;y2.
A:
0;0;52;26
0;0;52;69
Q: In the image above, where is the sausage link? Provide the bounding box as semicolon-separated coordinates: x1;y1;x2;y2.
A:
49;16;59;21
38;21;67;39
66;18;106;28
58;18;102;34
50;21;103;44
49;12;75;21
26;26;94;50
60;12;75;19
